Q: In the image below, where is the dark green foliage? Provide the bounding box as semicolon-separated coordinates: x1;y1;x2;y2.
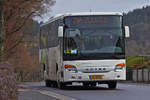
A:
0;62;18;100
124;6;150;56
124;6;150;26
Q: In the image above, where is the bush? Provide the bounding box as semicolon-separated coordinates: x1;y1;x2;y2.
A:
0;62;18;100
126;56;149;68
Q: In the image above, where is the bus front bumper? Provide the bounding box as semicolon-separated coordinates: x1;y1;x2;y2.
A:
63;70;126;82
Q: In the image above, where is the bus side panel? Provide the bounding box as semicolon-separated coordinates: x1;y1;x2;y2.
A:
39;48;49;80
47;43;62;82
47;47;57;81
56;39;64;82
40;18;64;82
46;19;62;82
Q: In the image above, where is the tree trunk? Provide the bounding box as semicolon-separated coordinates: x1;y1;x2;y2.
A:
0;0;5;61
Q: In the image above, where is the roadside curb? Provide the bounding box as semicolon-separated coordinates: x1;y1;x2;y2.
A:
18;83;31;92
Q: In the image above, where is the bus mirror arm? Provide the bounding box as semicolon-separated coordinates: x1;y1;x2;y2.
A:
125;26;130;38
58;26;64;37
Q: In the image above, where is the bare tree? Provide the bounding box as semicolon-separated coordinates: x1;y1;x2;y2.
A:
0;0;55;61
0;0;5;61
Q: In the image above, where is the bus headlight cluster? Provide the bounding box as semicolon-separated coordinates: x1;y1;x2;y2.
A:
115;63;126;72
64;65;78;73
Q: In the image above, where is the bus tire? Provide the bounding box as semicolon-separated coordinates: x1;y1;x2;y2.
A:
52;81;58;88
108;81;117;89
45;80;51;87
57;81;65;89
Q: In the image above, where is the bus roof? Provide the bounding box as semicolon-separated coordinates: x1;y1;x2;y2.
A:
41;12;123;27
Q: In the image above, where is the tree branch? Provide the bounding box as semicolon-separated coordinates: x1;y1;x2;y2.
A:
2;33;25;58
7;11;36;36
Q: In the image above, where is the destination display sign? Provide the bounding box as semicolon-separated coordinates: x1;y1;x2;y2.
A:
65;16;122;28
72;17;107;24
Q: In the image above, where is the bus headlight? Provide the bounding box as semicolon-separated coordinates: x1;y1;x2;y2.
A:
115;63;126;71
64;65;78;73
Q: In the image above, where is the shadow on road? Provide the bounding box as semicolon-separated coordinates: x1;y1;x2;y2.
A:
57;86;122;91
23;82;124;91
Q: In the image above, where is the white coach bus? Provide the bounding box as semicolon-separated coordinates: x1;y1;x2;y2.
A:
39;12;130;89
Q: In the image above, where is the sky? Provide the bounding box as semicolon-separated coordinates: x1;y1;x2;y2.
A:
40;0;150;22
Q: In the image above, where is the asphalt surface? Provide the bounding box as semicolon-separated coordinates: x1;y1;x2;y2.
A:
21;82;150;100
19;91;58;100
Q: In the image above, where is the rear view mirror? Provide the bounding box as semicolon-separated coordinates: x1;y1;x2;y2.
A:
125;26;130;38
58;26;64;37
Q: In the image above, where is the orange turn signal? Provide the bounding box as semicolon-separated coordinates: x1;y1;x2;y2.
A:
116;63;126;67
64;65;75;68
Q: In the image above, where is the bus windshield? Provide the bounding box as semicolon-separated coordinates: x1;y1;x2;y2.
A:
64;15;125;60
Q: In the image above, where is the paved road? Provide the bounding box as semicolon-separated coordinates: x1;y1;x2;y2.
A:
19;91;58;100
24;82;150;100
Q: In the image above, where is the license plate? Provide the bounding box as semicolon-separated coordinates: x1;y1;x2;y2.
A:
90;75;103;79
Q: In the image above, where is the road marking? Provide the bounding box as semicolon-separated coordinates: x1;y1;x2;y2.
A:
34;89;78;100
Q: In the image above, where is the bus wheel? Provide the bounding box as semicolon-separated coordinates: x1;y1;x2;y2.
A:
45;80;51;87
108;81;117;89
52;81;58;88
57;81;65;89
